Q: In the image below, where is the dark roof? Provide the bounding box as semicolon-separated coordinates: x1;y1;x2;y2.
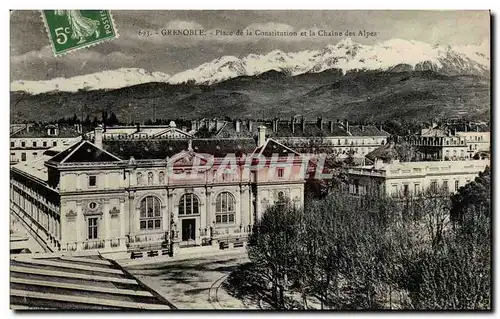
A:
103;138;257;160
10;124;81;138
348;125;390;137
216;122;254;138
49;141;121;163
256;139;301;158
250;121;388;138
365;142;398;162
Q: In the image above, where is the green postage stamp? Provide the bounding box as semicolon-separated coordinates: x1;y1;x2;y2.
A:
42;10;118;56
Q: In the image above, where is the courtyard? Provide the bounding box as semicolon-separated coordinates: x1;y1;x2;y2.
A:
119;248;257;309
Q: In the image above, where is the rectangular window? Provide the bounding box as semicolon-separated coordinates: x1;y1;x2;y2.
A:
21;153;26;161
88;218;98;240
455;180;459;192
403;184;409;196
33;152;38;158
33;141;37;147
21;141;25;147
154;220;161;229
10;153;15;161
52;141;57;147
277;168;284;178
443;180;449;192
215;213;236;224
430;180;437;192
414;184;420;195
88;175;97;187
43;141;47;147
10;142;14;147
392;185;398;195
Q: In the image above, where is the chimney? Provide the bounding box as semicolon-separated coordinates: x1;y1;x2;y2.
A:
273;118;278;133
94;124;103;149
136;122;141;132
329;121;334;133
476;125;479;132
345;120;349;133
235;120;241;133
317;117;323;130
361;125;364;132
301;116;306;133
291;116;295;134
248;120;253;132
257;126;266;147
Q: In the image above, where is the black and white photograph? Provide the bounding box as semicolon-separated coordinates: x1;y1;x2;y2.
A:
8;9;491;310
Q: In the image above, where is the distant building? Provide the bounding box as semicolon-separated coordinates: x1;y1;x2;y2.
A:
10;125;307;255
416;121;490;159
193;117;391;158
85;121;194;141
10;123;82;164
345;158;490;197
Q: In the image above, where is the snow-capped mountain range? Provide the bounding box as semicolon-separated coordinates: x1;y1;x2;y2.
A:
11;38;489;94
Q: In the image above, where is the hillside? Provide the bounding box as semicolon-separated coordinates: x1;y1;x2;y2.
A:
10;70;490;123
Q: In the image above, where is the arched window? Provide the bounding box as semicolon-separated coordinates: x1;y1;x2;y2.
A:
139;196;162;230
147;172;153;185
159;171;165;184
215;192;235;224
137;172;143;185
179;193;199;215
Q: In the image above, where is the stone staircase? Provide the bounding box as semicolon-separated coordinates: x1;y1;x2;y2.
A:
10;254;173;310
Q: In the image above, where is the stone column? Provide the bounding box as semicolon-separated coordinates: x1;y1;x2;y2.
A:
102;199;110;248
169;190;180;256
240;186;248;231
127;191;135;235
119;198;127;249
206;188;213;237
76;201;84;251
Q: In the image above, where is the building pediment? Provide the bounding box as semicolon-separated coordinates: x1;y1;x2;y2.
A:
168;151;213;170
153;128;193;138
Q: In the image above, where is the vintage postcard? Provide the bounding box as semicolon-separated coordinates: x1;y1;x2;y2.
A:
9;10;491;310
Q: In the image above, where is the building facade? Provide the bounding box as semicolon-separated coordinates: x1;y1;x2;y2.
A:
10;125;306;255
346;159;490;197
10;123;82;164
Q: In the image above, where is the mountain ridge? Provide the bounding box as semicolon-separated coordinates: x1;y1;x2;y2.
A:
10;38;489;95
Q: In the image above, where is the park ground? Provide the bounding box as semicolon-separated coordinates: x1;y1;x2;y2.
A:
118;249;259;309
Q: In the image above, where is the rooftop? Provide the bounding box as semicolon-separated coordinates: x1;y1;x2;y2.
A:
103;138;258;160
10;124;82;138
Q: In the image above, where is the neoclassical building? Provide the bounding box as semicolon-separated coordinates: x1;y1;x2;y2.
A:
10;125;306;255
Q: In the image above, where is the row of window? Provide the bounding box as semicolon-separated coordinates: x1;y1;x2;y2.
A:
138;192;237;231
83;192;239;240
392;179;470;196
137;171;165;186
330;139;385;146
11;141;58;148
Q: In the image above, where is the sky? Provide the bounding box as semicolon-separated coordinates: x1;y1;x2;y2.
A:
10;10;490;81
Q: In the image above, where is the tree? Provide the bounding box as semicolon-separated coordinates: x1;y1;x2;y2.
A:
248;199;305;309
450;166;491;222
107;112;119;126
395;141;417;162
